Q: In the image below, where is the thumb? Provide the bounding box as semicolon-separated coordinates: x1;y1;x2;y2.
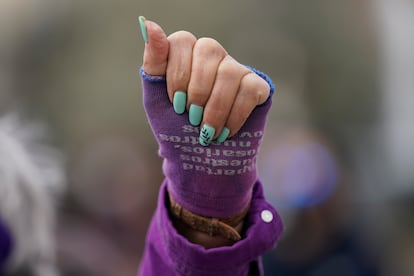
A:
139;16;169;76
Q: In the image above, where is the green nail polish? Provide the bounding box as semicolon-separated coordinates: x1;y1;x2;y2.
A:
173;91;187;114
189;104;203;126
138;16;148;43
217;127;230;143
199;124;215;146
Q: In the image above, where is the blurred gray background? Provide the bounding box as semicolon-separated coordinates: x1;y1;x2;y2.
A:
1;0;413;275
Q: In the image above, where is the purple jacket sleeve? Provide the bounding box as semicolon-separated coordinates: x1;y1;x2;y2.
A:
0;218;13;275
138;180;283;276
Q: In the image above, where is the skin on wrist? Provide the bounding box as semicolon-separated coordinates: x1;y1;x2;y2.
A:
172;216;244;249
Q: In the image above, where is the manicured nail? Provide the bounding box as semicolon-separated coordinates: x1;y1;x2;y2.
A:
217;127;230;143
199;124;215;146
138;16;148;43
189;104;203;126
173;91;187;114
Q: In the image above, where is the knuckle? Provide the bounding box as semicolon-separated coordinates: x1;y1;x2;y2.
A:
256;78;271;102
217;56;244;80
242;72;270;103
246;74;260;90
188;83;204;95
194;37;226;58
169;30;197;44
170;70;189;87
218;61;234;75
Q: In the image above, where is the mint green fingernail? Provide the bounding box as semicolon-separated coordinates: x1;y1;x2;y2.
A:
138;16;148;43
189;104;203;126
217;127;230;143
173;91;187;114
199;124;215;146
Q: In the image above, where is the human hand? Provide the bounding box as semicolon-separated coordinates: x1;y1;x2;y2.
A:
138;15;274;232
139;16;270;146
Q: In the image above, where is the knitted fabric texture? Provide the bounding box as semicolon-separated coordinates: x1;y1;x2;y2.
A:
141;68;274;218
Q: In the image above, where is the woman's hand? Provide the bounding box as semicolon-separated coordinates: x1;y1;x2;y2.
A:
138;17;275;247
140;17;270;146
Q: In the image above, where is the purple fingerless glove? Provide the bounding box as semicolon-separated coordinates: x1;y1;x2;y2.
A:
141;67;274;218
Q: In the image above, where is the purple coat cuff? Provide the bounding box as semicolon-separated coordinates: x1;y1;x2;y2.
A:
0;218;13;272
138;180;283;276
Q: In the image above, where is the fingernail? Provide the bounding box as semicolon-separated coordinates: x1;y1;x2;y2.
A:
189;104;203;126
217;127;230;143
199;124;215;146
173;91;187;114
138;16;148;43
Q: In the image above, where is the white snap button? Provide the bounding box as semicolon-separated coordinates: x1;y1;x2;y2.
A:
261;210;273;223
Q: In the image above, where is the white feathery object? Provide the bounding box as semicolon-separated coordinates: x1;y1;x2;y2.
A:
0;113;65;276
